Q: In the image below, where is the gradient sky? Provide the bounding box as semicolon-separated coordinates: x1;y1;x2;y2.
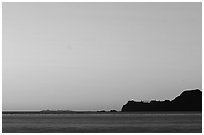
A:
3;2;202;111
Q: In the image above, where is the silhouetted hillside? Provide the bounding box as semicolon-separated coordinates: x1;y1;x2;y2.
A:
121;89;202;112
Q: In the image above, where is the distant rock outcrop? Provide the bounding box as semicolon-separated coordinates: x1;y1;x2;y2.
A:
121;89;202;112
110;110;117;112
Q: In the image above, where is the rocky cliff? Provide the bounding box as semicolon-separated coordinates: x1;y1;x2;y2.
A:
121;89;202;111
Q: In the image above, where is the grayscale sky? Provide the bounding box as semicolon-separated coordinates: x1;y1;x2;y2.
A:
3;2;202;111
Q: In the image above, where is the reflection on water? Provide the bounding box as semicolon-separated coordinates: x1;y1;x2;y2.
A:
2;112;202;133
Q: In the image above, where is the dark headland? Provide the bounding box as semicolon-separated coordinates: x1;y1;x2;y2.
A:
3;89;202;114
121;89;202;112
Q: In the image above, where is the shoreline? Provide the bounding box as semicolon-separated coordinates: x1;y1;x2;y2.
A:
2;111;202;114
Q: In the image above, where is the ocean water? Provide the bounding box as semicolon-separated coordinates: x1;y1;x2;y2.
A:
2;112;202;133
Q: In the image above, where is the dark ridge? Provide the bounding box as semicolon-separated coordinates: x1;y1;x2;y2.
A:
121;89;202;112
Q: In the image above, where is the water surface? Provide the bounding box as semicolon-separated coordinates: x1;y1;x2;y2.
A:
2;112;202;133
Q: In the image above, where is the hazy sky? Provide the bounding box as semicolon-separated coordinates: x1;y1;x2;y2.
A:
3;2;201;111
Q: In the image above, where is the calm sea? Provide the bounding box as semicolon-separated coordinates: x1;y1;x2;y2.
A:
2;112;202;133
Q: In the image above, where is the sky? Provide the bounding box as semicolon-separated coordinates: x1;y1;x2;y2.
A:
3;2;202;111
